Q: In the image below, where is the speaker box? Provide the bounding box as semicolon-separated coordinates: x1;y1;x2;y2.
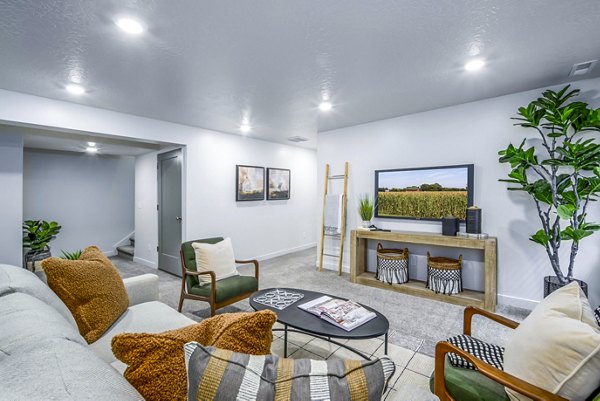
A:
442;216;459;236
466;207;482;234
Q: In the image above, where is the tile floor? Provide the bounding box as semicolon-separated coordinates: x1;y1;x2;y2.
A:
269;323;439;400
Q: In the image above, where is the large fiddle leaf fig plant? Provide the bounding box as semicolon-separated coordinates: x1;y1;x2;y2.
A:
499;86;600;285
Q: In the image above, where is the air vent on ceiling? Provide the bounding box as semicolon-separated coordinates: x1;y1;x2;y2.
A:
287;136;308;142
569;60;597;77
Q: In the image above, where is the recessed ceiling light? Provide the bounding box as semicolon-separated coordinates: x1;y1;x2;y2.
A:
319;101;333;112
240;123;251;134
66;84;85;95
465;59;485;72
87;142;96;147
116;18;144;35
86;146;98;153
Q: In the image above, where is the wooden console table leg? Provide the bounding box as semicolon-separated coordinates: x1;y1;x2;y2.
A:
484;239;497;311
350;231;366;283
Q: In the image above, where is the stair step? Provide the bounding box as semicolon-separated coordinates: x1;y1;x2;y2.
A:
129;235;135;246
117;245;134;258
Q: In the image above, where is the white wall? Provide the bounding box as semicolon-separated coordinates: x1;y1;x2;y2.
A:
133;139;317;269
0;89;318;268
0;133;23;266
184;133;317;261
23;149;135;256
318;77;600;309
134;150;159;268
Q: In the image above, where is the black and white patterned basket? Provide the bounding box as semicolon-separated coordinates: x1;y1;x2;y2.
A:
426;252;462;295
376;243;409;284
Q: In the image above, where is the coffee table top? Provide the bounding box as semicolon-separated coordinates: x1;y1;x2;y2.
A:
250;288;389;340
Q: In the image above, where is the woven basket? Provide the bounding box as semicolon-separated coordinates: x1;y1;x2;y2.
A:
376;243;409;284
426;252;462;295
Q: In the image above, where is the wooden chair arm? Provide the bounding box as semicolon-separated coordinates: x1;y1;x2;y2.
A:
235;259;259;279
434;341;567;401
464;306;519;335
183;270;216;280
181;268;217;301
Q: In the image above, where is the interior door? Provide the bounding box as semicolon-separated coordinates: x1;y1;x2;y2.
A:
158;149;182;276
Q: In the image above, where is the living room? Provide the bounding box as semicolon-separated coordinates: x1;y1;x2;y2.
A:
1;2;600;400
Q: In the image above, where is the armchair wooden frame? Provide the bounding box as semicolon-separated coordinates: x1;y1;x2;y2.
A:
434;306;568;401
177;250;259;316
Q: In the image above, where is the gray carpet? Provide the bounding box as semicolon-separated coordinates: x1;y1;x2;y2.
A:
111;247;529;357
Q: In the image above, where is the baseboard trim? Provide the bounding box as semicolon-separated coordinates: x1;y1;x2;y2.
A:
133;256;157;269
497;294;538;310
113;230;135;249
254;242;317;262
104;250;117;257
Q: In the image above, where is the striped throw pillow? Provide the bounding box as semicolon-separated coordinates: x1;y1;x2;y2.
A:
184;342;395;401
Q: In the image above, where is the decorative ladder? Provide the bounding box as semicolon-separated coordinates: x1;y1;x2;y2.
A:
318;162;349;275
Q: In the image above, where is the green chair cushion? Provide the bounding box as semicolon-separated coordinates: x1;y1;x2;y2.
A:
181;237;224;287
190;275;258;304
429;357;509;401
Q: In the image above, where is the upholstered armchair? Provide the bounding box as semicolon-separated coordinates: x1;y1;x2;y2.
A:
432;288;600;401
178;237;259;316
432;306;568;401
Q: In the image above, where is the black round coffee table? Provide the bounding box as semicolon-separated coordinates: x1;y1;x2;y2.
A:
250;288;389;360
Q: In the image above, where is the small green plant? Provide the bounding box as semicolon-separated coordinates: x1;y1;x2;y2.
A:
60;250;82;260
358;194;375;221
22;220;62;253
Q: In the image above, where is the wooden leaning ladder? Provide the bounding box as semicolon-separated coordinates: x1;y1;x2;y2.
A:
318;162;349;276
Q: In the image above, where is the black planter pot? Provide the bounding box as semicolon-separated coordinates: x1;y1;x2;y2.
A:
543;276;588;298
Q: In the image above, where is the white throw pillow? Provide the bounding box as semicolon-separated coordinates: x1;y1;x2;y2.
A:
191;238;239;285
503;282;600;401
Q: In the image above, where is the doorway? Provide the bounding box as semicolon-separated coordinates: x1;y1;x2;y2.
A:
158;149;182;276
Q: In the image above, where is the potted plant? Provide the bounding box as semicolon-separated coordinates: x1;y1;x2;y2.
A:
60;249;82;260
358;193;375;228
498;85;600;296
22;220;62;271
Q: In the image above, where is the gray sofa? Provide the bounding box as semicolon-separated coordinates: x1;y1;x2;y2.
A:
0;263;196;400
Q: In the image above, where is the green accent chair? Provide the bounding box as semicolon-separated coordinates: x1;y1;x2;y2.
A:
178;237;259;316
431;306;567;401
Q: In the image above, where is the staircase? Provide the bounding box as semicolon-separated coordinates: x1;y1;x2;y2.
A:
116;235;135;260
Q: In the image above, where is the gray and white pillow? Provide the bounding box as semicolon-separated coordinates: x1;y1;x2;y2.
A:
184;342;395;401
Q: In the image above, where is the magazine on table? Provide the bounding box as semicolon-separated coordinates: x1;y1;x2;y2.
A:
298;296;376;331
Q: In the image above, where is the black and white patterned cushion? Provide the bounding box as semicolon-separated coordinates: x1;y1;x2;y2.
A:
594;306;600;327
446;334;504;371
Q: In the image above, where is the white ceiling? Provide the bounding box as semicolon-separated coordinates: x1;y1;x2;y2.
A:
1;124;166;156
0;1;599;149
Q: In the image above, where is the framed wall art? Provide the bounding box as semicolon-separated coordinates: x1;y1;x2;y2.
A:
236;165;265;201
267;168;290;200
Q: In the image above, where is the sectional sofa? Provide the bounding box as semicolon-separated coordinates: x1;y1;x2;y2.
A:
0;263;194;400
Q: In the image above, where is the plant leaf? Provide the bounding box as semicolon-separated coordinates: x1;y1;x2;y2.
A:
530;230;549;246
556;204;575;220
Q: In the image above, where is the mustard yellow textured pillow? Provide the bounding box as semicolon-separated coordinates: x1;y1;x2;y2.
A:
41;245;129;344
111;310;276;401
503;282;600;400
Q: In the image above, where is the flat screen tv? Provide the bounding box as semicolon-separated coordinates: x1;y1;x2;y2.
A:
374;164;474;221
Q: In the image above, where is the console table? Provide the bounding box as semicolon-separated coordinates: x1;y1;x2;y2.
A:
350;230;497;311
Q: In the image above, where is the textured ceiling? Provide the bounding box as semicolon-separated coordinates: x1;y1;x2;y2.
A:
1;124;168;156
0;1;599;149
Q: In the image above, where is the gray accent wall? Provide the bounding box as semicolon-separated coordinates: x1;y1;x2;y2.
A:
23;149;134;256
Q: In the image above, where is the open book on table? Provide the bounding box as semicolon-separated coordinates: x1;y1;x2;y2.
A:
298;296;376;331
